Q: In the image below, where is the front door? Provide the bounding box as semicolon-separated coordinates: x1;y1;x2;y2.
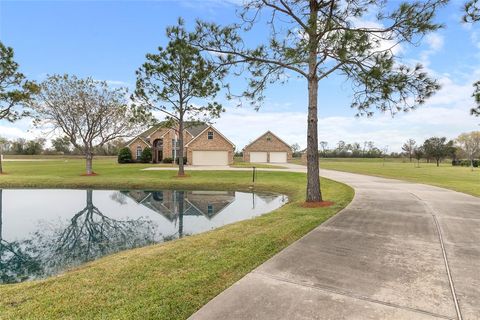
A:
153;139;164;163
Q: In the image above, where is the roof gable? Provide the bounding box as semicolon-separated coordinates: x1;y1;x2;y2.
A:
185;125;235;148
125;136;150;147
243;131;291;150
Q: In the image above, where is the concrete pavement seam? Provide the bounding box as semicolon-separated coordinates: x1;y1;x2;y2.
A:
252;270;454;320
410;193;463;320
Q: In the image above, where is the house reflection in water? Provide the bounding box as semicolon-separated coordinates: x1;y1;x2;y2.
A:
121;190;236;238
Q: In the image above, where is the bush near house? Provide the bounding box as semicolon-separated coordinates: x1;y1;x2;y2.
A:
140;147;152;163
175;157;187;165
162;157;174;164
118;147;132;163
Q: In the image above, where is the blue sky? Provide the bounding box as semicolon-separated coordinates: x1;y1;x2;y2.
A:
0;0;479;151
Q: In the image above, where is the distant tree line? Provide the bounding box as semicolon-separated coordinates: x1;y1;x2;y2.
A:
402;132;480;168
0;136;126;156
315;141;385;158
292;132;479;170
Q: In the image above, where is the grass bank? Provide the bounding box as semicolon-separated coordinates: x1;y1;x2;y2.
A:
0;158;353;320
319;158;480;197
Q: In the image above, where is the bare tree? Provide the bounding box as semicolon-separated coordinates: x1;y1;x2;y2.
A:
0;190;43;283
30;190;157;276
456;131;480;170
30;74;143;175
413;146;424;167
402;139;416;162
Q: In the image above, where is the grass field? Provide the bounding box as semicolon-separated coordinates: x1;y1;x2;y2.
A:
0;158;353;320
319;158;480;197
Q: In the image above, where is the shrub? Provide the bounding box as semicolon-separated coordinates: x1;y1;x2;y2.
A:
140;147;152;163
452;160;462;166
176;157;187;165
118;147;132;163
452;159;479;167
162;157;173;164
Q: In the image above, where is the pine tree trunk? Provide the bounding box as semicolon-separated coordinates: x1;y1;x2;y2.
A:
177;191;184;238
0;154;3;174
178;120;185;176
86;152;94;175
306;77;322;202
0;189;3;241
305;0;322;202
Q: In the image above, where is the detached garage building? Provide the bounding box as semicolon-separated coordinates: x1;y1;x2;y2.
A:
243;131;293;163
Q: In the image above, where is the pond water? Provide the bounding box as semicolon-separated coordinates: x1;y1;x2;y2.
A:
0;189;287;284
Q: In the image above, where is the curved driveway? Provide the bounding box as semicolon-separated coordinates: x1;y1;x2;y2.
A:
186;167;480;320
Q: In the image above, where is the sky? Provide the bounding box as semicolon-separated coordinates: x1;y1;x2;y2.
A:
0;0;479;152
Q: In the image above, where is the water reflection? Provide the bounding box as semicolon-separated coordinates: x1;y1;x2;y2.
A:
0;189;286;284
0;190;43;283
120;190;236;239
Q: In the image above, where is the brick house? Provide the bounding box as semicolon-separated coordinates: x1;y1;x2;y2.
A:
300;149;307;165
125;122;235;165
243;131;292;163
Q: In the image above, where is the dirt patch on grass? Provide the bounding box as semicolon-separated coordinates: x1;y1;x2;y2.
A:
301;201;335;208
80;172;98;176
174;174;191;178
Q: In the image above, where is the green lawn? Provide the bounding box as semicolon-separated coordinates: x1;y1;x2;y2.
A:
231;156;287;169
0;158;353;320
319;158;480;197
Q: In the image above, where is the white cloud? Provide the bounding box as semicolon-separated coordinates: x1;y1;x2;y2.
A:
425;33;444;51
0;119;46;140
214;71;479;152
419;33;444;67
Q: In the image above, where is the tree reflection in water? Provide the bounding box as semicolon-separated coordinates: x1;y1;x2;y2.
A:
1;188;277;284
0;189;42;283
0;189;157;284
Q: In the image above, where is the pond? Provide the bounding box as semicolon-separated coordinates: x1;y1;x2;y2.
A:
0;189;287;284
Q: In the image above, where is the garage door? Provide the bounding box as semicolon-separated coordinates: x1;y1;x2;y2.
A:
250;152;268;163
192;151;228;166
269;152;287;163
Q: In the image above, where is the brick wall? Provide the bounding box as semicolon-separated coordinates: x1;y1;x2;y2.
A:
148;128;194;162
127;138;150;161
243;132;292;162
186;128;234;165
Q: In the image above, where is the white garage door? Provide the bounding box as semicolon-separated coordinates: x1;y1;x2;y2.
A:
192;151;228;166
250;152;268;163
269;152;287;163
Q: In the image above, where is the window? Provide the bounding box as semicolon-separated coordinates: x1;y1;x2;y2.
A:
207;204;214;215
136;146;142;160
207;131;214;140
154;139;163;149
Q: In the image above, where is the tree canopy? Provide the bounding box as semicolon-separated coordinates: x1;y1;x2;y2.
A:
30;74;143;175
423;136;451;166
190;0;446;202
0;42;39;174
456;131;480;168
134;19;227;176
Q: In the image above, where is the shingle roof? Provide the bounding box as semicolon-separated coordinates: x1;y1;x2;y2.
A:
184;122;209;137
126;121;209;147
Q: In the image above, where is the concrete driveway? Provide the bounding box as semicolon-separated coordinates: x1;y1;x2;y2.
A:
188;168;480;320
